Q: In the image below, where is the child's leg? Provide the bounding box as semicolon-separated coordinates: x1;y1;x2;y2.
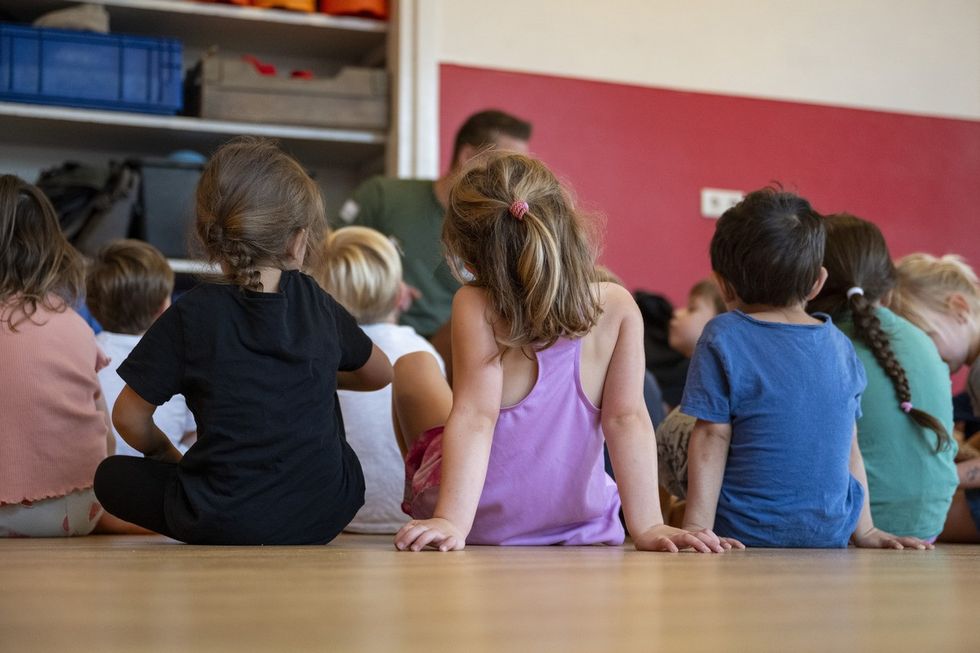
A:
0;489;102;537
93;456;179;539
392;351;453;456
938;489;980;543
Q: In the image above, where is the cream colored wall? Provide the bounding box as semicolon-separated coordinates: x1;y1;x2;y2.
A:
434;0;980;121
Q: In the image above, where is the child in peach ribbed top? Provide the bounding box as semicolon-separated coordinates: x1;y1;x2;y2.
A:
0;175;111;537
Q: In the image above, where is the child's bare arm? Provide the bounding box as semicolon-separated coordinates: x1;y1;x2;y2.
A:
683;419;731;533
849;427;931;550
95;391;114;456
337;344;392;391
395;287;500;552
112;385;182;463
602;288;739;553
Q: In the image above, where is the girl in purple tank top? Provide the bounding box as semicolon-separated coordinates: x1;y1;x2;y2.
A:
392;152;742;553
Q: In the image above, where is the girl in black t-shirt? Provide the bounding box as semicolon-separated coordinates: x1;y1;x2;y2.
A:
93;138;392;545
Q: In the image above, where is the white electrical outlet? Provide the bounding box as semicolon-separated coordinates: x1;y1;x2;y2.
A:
700;188;743;219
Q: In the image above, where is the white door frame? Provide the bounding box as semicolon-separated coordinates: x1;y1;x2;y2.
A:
388;0;441;179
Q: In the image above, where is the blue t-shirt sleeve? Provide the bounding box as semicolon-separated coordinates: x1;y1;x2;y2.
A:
680;338;732;423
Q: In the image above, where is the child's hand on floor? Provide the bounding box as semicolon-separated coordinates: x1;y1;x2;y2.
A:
634;524;744;553
852;527;933;550
395;518;465;552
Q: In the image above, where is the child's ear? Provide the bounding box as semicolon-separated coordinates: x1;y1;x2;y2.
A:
287;228;309;266
155;296;172;319
711;271;738;306
948;293;971;324
805;267;829;301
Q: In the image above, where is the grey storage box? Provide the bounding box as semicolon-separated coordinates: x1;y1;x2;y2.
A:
186;50;388;130
131;158;203;259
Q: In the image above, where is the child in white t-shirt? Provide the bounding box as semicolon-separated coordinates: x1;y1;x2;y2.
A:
314;226;444;533
86;240;196;460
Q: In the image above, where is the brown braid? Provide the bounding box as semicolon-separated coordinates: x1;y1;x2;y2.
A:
223;238;262;292
849;282;951;453
194;137;325;294
810;213;952;453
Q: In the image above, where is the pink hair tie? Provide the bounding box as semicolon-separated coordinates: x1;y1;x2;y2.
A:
900;401;913;413
509;200;529;221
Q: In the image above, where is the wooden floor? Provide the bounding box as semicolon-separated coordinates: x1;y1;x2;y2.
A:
2;535;979;652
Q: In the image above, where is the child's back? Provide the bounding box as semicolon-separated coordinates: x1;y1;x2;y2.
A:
395;152;731;553
93;139;392;545
0;175;108;537
86;239;195;459
315;226;445;533
682;189;930;551
683;310;865;546
121;269;371;543
809;214;956;540
835;308;956;537
463;282;630;545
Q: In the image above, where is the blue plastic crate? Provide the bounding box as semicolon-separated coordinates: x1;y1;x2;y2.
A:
0;23;182;115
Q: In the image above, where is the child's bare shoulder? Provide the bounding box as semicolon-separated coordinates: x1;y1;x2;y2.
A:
595;282;639;320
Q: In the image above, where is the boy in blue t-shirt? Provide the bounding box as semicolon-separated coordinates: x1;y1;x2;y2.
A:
680;188;932;549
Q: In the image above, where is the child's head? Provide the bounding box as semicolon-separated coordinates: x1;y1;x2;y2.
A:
668;278;725;358
86;239;174;335
710;188;826;308
0;174;84;329
811;214;950;452
890;253;980;373
316;226;402;325
443;151;600;349
195;137;325;292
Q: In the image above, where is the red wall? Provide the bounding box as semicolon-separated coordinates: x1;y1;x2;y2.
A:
440;64;980;307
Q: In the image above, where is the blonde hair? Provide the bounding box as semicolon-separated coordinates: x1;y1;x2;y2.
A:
0;174;84;331
86;239;174;334
443;151;601;350
890;253;980;332
195;137;326;292
316;226;401;324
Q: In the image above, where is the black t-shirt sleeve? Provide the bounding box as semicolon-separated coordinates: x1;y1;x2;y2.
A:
117;302;185;405
328;296;374;372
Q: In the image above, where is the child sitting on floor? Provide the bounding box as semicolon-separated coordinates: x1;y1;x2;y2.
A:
0;175;110;537
314;226;445;534
392;152;736;553
808;214;956;542
93;138;392;545
681;188;930;549
87;239;196;459
889;253;980;543
657;278;726;500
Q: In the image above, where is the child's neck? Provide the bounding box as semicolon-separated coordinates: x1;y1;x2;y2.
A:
735;301;821;325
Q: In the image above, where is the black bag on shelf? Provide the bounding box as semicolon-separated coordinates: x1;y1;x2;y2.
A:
35;160;141;256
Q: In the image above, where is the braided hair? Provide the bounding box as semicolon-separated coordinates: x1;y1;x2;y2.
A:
195;137;325;292
809;213;950;452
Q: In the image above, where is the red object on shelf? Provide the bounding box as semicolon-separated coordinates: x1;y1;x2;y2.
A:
320;0;388;20
242;54;277;76
290;70;314;79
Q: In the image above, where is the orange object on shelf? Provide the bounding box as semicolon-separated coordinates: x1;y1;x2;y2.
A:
252;0;316;10
320;0;387;20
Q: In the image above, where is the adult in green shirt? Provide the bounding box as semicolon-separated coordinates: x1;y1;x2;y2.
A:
810;214;957;541
337;109;532;338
